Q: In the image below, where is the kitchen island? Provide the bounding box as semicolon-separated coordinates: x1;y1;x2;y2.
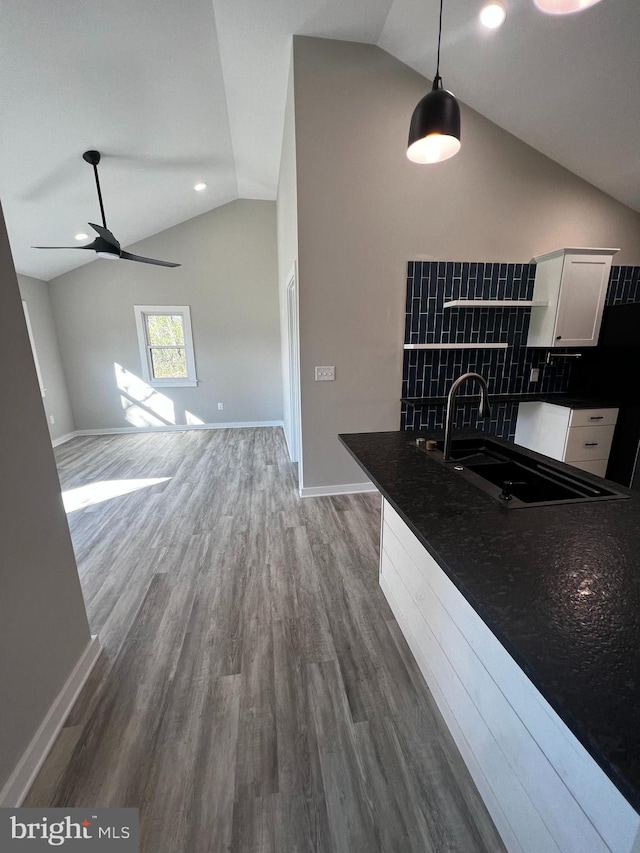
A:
339;429;640;853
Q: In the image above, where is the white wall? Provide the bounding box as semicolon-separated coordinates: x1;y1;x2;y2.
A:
49;200;283;430
0;202;91;794
292;37;640;490
277;56;300;462
17;274;75;441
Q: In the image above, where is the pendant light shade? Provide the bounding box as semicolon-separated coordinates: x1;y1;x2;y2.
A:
407;0;460;165
407;84;461;164
534;0;602;12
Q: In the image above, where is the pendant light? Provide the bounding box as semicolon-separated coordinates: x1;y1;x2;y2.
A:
407;0;461;164
534;0;602;12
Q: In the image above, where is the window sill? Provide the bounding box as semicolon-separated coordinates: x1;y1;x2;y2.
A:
148;378;198;388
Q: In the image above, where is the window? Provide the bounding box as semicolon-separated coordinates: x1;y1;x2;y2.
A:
134;305;197;387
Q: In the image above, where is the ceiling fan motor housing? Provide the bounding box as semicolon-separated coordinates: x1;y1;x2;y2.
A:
82;150;101;166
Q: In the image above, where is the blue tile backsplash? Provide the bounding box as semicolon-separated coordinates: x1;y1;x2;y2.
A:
606;266;640;305
401;262;640;440
404;261;537;347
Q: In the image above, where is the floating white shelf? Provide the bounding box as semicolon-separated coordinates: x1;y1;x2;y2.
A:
403;343;508;350
442;299;548;309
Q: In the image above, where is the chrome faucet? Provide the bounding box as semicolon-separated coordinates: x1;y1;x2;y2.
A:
443;372;491;461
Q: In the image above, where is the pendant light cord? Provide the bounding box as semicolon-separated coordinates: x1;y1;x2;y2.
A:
433;0;444;90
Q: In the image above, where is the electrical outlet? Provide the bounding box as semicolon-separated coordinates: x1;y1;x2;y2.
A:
217;402;224;411
315;366;335;381
529;368;540;383
49;414;55;425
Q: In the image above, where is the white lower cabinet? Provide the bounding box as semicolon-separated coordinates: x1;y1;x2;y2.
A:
379;498;640;853
515;402;618;478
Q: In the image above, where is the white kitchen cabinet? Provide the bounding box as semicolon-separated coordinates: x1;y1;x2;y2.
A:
526;248;619;348
515;402;618;478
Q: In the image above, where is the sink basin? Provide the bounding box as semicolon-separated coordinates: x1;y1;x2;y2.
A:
420;437;628;508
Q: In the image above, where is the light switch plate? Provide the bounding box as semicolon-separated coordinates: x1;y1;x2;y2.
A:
530;368;540;382
315;366;335;381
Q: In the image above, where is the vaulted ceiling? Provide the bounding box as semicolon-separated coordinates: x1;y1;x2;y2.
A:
1;0;637;280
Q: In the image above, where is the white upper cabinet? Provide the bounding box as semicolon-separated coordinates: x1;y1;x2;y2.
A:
526;248;619;348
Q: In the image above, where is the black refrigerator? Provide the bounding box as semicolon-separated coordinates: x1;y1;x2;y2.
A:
568;303;640;489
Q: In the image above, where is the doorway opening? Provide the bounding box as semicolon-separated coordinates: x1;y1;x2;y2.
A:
286;264;302;490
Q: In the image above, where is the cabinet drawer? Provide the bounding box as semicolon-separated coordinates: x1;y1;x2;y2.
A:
569;408;618;428
564;425;615;462
570;459;608;478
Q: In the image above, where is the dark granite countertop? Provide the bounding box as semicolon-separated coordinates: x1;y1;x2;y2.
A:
402;393;621;409
339;428;640;812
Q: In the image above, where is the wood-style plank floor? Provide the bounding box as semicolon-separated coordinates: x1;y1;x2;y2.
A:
26;428;506;852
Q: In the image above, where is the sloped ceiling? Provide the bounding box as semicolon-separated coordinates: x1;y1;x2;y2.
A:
1;0;637;280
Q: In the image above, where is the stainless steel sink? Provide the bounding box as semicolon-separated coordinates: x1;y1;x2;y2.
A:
419;437;629;508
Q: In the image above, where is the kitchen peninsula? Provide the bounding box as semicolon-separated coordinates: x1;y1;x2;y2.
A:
340;429;640;853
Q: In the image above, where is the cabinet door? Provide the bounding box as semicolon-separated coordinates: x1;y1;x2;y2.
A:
553;256;609;347
515;402;570;460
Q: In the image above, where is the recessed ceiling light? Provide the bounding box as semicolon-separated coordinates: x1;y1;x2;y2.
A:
534;0;601;12
194;182;207;192
75;232;89;241
480;2;507;28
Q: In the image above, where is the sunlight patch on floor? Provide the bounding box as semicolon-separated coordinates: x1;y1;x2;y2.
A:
62;478;171;513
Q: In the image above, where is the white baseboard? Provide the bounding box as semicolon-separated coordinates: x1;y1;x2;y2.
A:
0;634;101;807
283;426;295;462
51;432;77;447
300;481;378;498
73;421;283;436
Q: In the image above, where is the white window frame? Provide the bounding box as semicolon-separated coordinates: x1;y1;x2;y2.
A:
134;305;198;387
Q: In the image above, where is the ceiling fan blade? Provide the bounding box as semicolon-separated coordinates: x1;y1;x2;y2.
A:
32;244;97;250
33;238;100;250
120;251;181;268
88;222;120;249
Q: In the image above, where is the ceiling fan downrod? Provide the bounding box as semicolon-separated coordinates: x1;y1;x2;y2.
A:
82;150;108;229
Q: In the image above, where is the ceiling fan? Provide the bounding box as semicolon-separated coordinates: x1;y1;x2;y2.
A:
32;150;181;267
